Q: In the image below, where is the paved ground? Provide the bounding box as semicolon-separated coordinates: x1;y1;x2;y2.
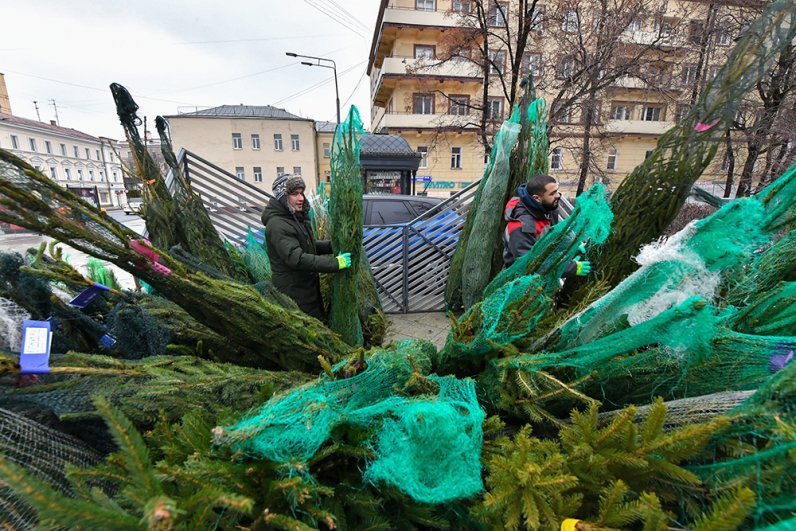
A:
384;311;452;349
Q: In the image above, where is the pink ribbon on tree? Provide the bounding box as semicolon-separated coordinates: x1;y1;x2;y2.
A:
129;239;172;276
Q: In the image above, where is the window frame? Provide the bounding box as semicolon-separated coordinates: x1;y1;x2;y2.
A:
251;134;261;150
417;146;429;168
235;166;245;180
323;143;331;158
416;0;435;11
551;147;563;170
10;135;19;149
641;105;664;122
487;1;508;27
610;104;632;120
607;148;618;171
291;134;300;151
293;166;302;176
276;166;285;177
29;138;37;152
489;50;506;75
232;133;243;150
413;93;435;114
448;94;470;116
486;97;504;121
274;134;283;151
414;44;436;59
253;166;263;182
45;140;52;154
450;146;463;169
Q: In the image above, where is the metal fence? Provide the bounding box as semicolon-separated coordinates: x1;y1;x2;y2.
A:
175;149;479;313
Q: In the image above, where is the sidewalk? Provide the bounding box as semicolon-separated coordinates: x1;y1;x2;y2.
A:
383;311;451;349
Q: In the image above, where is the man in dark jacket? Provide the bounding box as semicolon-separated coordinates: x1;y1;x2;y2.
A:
262;174;351;320
502;173;591;277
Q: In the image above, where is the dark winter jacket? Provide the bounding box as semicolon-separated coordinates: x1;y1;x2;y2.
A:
262;197;339;320
502;184;576;277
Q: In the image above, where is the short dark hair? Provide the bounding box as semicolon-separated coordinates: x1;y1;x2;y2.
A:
526;174;557;196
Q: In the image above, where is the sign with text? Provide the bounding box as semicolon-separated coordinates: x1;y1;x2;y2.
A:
20;320;52;374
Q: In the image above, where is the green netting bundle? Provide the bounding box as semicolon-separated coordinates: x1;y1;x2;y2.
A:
240;228;271;283
485;182;613;300
328;107;364;346
217;340;485;503
460;115;522;310
84;258;121;291
435;274;553;376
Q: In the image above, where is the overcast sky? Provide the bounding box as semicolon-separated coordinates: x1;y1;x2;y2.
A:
0;0;378;139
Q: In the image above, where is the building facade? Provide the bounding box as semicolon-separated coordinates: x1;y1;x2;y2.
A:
315;121;336;185
0;112;126;206
367;0;755;197
166;105;319;195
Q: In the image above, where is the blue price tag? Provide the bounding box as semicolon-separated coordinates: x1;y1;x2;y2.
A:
20;320;52;374
99;334;117;349
69;282;110;308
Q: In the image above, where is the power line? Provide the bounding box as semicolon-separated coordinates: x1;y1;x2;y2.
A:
273;61;365;106
173;34;333;45
341;69;367;110
304;0;367;38
324;0;370;31
173;63;298;92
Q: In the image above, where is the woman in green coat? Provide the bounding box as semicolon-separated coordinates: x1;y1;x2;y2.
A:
262;174;351;320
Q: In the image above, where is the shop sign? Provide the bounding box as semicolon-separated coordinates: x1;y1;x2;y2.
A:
425;181;457;189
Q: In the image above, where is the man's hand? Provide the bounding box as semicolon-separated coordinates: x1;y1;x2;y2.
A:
337;253;352;270
577;242;588;255
574;256;591;276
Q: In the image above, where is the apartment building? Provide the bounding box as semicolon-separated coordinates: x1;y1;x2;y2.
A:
0;112;126;206
315;121;336;184
367;0;752;197
166;105;318;194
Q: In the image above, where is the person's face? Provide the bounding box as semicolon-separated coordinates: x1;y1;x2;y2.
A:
534;182;561;211
287;189;305;211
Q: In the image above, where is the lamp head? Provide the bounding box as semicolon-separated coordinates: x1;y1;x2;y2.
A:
285;52;297;57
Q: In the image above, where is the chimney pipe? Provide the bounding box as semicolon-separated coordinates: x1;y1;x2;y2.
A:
0;72;11;114
50;120;57;125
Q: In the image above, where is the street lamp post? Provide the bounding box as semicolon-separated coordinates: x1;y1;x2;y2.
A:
286;52;341;124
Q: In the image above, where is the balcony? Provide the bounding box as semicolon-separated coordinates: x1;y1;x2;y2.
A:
605;119;674;136
619;30;687;49
377;111;481;131
372;56;482;106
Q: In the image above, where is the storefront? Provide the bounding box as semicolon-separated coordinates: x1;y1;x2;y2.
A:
360;134;421;195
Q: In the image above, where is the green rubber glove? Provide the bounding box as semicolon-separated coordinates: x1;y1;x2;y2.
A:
577;242;588;255
574;256;591;276
336;252;352;270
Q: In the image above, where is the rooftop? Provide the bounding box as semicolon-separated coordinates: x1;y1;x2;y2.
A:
315;120;337;133
0;112;103;142
170;104;311;121
361;133;420;158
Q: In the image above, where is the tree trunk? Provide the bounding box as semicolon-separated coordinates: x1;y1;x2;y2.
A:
723;129;736;198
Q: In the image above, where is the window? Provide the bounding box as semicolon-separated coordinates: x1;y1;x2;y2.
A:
49;167;57;179
487;2;508;27
45;141;52;154
29;138;37;152
625;18;641;32
645;150;654;159
681;64;698;85
323;143;331;158
452;0;470;14
449;95;470;115
551;147;563;170
416;0;435;10
112;171;118;182
716;27;732;46
251;134;261;150
522;53;542;77
60;143;67;156
675;104;690;122
688;21;703;44
641;105;663;121
96;149;100;160
99;171;104;181
414;45;435;59
451;147;462;169
10;135;18;149
74;146;80;157
89;170;94;181
552;102;572;123
293;166;302;175
489;50;506;75
417;146;429;168
486;97;503;121
232;133;243;149
64;168;72;180
530;5;545;31
85;148;91;159
610;104;632;120
562;9;579;33
254;167;263;182
557;56;576;80
110;152;115;162
450;48;470;62
276;166;285;177
236;167;245;180
371;200;414;225
655;17;674;37
607;148;618;171
324;170;331;182
77;169;84;181
291;134;300;151
413;93;435;114
274;133;283;151
709;65;721;80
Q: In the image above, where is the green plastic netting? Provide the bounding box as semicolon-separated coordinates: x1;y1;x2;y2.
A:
460;115;521;309
219;340;485;504
240;228;271;283
328;107;364;346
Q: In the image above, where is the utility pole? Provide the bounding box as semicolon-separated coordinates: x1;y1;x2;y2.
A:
49;99;60;125
33;100;41;121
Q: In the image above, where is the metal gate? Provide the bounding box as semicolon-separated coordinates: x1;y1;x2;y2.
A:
176;149;478;313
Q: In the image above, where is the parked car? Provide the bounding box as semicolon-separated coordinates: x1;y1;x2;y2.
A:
363;194;444;226
123;199;143;215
